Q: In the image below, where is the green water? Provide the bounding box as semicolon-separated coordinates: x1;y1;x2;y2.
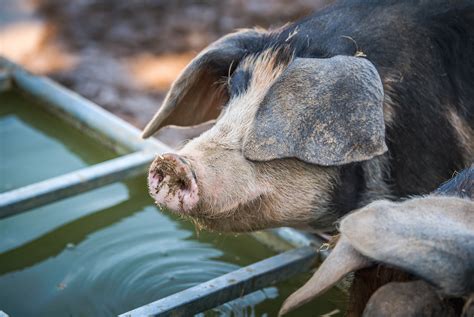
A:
0;91;117;193
0;90;346;316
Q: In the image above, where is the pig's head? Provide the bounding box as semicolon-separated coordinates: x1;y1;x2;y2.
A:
142;29;387;232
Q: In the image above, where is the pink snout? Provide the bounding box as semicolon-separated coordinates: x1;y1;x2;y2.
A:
148;153;199;212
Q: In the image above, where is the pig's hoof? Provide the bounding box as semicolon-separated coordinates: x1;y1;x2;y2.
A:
148;153;199;212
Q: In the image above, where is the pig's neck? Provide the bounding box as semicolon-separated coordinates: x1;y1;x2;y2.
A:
329;156;394;219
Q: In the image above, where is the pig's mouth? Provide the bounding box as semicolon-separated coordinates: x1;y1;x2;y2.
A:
192;194;269;232
148;154;199;212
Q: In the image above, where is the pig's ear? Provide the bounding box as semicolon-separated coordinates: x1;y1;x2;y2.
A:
342;196;474;296
142;29;264;138
243;55;386;166
279;236;372;316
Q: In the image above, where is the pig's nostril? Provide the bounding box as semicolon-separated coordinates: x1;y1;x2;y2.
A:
177;178;191;191
157;171;164;183
152;170;164;184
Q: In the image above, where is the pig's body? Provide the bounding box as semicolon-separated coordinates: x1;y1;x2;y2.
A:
144;0;474;232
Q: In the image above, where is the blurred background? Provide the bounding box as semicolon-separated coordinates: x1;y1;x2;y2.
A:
0;0;330;129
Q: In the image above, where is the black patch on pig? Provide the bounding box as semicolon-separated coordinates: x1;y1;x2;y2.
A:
228;69;252;96
434;166;473;199
329;163;366;218
227;45;293;99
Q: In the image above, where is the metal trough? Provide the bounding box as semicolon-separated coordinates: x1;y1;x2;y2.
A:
0;57;325;316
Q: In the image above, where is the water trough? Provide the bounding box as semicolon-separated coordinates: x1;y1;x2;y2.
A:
0;57;330;316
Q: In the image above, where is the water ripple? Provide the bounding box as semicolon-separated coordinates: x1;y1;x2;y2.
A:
22;207;278;316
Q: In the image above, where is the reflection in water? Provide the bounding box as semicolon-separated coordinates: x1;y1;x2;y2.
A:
54;210;275;315
0;90;116;193
0;184;133;272
0;204;278;316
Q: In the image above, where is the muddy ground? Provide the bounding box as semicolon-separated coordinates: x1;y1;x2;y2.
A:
1;0;329;129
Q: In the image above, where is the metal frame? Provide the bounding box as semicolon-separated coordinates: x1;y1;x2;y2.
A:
0;57;325;316
120;247;321;317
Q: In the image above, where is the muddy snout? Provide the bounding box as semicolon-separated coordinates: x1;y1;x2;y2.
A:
148;153;199;212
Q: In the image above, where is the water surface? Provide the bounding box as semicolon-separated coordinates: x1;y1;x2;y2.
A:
0;90;116;193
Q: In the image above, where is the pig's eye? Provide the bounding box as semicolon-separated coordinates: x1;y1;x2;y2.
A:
228;69;252;97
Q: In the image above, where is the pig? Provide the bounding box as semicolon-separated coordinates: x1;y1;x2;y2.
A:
279;166;474;316
142;0;474;233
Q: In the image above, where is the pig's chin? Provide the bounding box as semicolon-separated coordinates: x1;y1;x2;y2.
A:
180;196;270;233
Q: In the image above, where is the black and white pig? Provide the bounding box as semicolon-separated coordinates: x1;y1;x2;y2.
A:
143;0;474;233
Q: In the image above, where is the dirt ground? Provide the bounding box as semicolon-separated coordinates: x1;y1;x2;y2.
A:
1;0;329;129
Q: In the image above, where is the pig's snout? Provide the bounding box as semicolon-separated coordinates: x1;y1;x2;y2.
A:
148;153;199;212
